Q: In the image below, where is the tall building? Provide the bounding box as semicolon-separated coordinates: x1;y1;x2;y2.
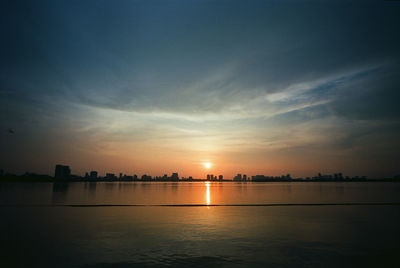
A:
233;174;242;181
171;173;179;180
218;175;223;181
54;165;71;179
90;171;98;179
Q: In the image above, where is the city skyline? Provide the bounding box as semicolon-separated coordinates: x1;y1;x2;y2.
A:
1;0;400;179
2;163;382;181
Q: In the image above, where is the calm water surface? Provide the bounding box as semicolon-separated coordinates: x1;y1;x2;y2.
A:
1;182;399;267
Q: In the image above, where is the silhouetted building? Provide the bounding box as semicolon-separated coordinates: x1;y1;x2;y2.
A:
243;174;247;181
218;175;223;181
141;174;152;181
207;174;218;181
252;175;277;181
171;172;179;180
252;175;263;181
90;171;98;179
123;175;133;181
54;165;71;179
282;174;291;180
105;173;117;180
233;174;242;181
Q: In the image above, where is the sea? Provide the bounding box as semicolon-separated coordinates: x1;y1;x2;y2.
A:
1;181;399;267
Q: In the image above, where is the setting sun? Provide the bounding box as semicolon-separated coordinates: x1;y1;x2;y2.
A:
204;162;212;169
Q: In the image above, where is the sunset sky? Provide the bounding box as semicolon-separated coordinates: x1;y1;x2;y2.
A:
1;0;400;178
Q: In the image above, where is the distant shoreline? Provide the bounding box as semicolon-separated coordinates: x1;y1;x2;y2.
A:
0;174;399;183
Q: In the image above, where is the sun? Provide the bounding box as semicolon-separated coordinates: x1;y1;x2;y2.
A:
204;162;212;169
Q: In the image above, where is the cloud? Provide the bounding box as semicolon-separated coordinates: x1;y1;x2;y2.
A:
328;64;400;121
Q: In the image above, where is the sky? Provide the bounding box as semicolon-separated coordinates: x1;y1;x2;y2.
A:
1;0;400;179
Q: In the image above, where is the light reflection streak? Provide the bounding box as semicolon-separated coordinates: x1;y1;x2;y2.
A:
205;182;211;205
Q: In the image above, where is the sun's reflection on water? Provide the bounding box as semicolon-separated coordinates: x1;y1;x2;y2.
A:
205;182;210;205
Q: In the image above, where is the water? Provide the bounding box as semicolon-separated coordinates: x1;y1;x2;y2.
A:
1;182;400;267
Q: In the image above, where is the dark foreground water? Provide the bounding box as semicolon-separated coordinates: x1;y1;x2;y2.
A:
1;182;400;267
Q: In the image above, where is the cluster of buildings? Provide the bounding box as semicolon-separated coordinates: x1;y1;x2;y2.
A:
251;173;367;181
55;165;225;181
53;164;370;182
252;174;292;181
305;173;367;181
206;174;223;181
4;164;398;182
55;165;186;181
83;171;184;182
233;174;250;181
